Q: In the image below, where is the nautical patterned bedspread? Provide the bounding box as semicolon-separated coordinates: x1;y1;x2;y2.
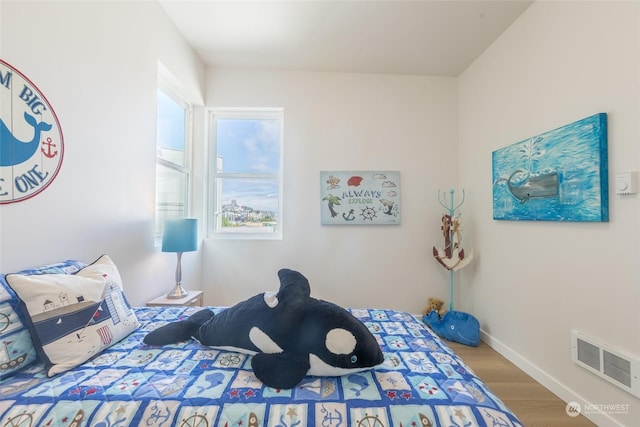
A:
0;306;522;427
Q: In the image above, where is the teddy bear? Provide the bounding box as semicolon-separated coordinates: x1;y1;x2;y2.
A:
423;297;446;318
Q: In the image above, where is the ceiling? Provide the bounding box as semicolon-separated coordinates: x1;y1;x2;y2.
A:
159;0;533;77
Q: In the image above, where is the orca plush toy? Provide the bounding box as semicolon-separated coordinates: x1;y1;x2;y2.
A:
144;268;384;389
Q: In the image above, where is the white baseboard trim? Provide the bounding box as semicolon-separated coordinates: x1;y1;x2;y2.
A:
480;329;625;427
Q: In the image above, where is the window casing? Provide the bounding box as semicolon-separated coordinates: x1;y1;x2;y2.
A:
155;85;192;237
208;109;283;239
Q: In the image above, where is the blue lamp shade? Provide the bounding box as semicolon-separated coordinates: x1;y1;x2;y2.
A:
162;219;198;253
162;218;198;299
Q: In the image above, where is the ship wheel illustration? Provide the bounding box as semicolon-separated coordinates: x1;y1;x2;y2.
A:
218;354;241;367
356;414;385;427
360;206;377;221
2;412;33;427
179;413;208;427
0;312;10;333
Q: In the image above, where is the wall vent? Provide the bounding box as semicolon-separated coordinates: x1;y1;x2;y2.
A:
571;331;640;398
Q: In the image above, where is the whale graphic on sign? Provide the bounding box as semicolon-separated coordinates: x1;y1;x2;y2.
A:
0;112;52;167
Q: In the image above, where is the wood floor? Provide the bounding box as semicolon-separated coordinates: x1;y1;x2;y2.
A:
447;341;597;427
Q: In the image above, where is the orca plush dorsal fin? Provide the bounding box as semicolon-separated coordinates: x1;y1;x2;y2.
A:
275;268;311;305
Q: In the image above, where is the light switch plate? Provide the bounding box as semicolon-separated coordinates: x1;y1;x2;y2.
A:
616;171;637;195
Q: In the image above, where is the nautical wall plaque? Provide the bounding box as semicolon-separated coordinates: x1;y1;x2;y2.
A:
0;59;64;204
320;171;401;225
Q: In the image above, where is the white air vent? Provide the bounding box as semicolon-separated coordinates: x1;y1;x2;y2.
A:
571;331;640;398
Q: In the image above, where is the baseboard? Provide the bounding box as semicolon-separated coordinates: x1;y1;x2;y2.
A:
480;329;625;427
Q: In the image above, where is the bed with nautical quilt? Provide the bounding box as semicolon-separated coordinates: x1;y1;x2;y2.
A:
0;258;522;427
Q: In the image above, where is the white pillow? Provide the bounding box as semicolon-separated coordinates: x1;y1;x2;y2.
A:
6;255;140;376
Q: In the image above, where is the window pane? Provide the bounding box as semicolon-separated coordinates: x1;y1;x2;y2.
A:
216;118;280;173
209;110;282;239
217;177;279;234
155;162;188;234
157;89;186;166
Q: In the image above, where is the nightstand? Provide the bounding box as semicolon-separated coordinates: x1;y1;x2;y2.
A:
146;290;204;307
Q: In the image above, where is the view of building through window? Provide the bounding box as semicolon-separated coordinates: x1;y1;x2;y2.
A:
210;111;283;237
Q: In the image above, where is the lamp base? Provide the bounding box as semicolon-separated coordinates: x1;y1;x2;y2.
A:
166;283;189;299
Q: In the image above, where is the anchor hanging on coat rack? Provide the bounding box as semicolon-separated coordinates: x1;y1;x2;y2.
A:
426;188;479;347
432;189;473;311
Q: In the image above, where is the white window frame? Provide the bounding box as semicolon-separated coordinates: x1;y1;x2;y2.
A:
207;108;283;240
155;80;193;239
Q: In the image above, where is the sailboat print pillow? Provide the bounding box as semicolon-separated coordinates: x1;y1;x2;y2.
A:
6;255;140;376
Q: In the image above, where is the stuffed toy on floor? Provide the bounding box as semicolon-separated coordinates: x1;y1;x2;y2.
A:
144;268;384;389
423;310;480;347
422;297;446;318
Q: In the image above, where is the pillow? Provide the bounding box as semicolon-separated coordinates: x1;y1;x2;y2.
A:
5;255;140;376
0;259;86;379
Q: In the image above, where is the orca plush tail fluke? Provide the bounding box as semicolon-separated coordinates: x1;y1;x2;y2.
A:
143;309;215;346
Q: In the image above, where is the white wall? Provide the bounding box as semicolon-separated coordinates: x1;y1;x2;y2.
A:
0;1;205;306
458;2;640;426
202;69;460;311
0;2;460;314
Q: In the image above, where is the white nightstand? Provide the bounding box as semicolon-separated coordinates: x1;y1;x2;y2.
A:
146;290;204;307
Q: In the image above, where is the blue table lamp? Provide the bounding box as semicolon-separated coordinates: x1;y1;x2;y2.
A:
162;218;198;299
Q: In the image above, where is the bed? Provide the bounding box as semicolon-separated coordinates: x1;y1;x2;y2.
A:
0;259;522;427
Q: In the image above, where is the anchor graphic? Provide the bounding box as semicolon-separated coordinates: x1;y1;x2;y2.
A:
41;137;58;158
147;403;171;425
320;404;343;427
342;209;355;221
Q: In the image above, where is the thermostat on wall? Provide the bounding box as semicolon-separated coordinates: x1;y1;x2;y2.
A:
615;171;637;195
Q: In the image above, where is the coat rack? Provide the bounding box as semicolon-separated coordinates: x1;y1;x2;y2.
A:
433;189;473;311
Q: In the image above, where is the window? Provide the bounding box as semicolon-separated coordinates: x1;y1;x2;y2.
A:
208;109;283;239
155;86;192;236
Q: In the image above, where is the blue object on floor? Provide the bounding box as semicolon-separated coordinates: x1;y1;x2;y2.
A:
423;310;480;347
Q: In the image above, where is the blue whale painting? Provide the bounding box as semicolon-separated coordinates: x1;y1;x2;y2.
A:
492;113;608;222
0;112;52;167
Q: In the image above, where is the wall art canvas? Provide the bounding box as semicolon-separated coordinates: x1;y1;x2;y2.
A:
320;171;400;225
492;113;608;222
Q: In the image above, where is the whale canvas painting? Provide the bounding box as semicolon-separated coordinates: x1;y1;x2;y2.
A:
492;113;608;222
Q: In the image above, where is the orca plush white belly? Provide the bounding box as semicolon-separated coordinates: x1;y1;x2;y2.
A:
144;269;384;389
